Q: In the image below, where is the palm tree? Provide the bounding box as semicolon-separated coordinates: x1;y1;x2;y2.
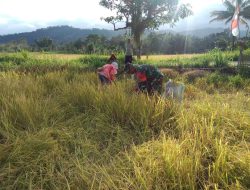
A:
210;0;250;37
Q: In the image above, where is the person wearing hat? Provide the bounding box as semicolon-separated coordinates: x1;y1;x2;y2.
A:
97;54;119;85
125;63;164;94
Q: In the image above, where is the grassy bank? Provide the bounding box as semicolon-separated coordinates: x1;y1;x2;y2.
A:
1;49;250;71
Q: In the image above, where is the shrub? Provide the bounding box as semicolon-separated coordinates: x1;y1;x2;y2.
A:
229;75;244;88
206;72;229;88
210;48;229;68
238;65;250;78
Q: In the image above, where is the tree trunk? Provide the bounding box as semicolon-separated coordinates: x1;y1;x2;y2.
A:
232;36;236;50
134;32;141;60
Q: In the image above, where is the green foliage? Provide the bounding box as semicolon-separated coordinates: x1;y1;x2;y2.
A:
229;74;245;88
205;72;250;90
238;65;250;78
100;0;193;31
35;37;54;51
0;38;30;52
142;30;233;54
210;0;250;25
210;48;229;67
207;72;229;85
100;0;192;57
1;26;249;55
78;54;125;69
0;52;29;65
0;51;249;76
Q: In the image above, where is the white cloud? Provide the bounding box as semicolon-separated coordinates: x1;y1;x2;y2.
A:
161;0;227;31
0;17;8;25
0;0;110;22
181;0;222;14
0;0;227;35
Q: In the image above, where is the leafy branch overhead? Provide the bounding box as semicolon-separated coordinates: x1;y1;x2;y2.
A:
100;0;193;58
100;0;193;32
210;0;250;26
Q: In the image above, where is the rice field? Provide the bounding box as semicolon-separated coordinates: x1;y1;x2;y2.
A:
0;52;202;61
141;53;203;60
0;52;249;189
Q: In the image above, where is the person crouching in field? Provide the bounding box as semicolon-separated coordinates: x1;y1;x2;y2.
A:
125;63;164;95
97;54;118;85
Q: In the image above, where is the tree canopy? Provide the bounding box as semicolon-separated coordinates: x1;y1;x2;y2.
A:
100;0;192;58
210;0;250;36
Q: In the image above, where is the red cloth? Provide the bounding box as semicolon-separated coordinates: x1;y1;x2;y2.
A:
99;64;117;81
136;71;147;82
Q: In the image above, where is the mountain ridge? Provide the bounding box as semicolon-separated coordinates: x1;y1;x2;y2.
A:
0;26;124;44
0;25;235;45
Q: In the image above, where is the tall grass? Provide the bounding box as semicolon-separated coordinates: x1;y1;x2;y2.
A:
88;91;249;190
0;71;177;189
2;49;250;71
0;54;249;189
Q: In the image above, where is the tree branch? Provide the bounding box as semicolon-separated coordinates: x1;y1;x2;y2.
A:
112;22;131;31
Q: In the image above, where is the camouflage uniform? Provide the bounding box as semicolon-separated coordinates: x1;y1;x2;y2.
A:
133;64;164;94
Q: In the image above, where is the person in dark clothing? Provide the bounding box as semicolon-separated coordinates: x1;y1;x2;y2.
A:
125;63;164;94
125;38;133;64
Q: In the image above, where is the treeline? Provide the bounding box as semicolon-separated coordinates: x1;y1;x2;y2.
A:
1;29;249;54
142;30;250;54
0;34;125;54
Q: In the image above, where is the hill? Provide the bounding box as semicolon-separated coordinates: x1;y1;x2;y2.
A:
0;25;238;45
0;26;124;44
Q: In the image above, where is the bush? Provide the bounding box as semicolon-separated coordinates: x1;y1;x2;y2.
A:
206;72;229;88
77;54;125;69
229;75;244;88
238;65;250;78
0;53;29;65
210;48;229;68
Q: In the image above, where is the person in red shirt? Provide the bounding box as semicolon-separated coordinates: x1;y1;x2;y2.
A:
125;63;163;94
97;54;119;85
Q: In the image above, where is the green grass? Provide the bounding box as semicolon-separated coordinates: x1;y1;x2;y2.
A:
2;49;250;71
0;53;249;189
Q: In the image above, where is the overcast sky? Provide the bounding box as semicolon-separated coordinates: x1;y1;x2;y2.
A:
0;0;227;35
